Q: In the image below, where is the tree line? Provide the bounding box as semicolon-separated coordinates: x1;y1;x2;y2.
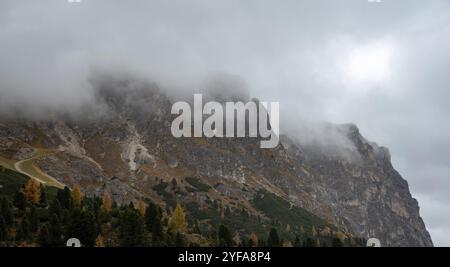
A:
0;179;366;247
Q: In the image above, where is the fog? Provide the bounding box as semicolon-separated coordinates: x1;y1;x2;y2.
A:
1;0;450;245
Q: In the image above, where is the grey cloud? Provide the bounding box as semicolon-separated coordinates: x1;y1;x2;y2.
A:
1;0;450;245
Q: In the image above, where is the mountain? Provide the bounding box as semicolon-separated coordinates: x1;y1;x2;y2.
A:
0;75;433;246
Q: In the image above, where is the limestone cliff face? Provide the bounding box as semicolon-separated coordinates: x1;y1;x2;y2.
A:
0;77;433;246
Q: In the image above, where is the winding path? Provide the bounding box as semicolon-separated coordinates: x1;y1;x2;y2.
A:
14;149;65;189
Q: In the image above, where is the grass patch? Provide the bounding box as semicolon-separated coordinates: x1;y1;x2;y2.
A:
0;155;16;170
0;168;29;199
252;189;332;233
17;159;63;188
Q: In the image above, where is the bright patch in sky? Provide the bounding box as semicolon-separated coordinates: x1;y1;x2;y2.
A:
347;42;394;83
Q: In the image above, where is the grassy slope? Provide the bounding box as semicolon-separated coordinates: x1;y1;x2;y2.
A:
14;149;64;189
0;167;59;201
0;167;29;199
252;189;333;233
0;155;16;171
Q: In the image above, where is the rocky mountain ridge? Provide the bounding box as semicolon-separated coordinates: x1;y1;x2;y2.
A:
0;76;433;246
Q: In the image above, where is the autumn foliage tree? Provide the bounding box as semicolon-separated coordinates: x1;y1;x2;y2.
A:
169;203;187;234
72;185;83;207
23;179;41;205
102;193;112;212
137;199;146;217
248;233;258;247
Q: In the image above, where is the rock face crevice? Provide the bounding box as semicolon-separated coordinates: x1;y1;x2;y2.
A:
0;77;433;246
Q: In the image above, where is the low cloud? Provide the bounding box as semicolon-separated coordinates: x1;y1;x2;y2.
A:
1;0;450;245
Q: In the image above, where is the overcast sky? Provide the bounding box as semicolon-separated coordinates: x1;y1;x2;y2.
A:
1;0;449;246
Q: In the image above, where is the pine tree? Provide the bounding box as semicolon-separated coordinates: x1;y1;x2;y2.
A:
101;193;112;212
57;187;73;210
39;185;47;205
169;203;187;234
151;215;164;246
267;228;280;247
0;215;7;241
16;215;31;241
38;224;50;247
67;209;98;247
144;202;160;232
23;179;41;205
49;199;62;220
171;178;178;189
119;208;144;247
311;225;320;247
48;214;63;246
175;232;185;247
305;237;314;247
192;220;201;235
332;237;344;247
29;205;39;233
13;190;27;211
219;202;225;219
218;224;233;247
72;185;83;207
0;197;14;226
311;225;318;238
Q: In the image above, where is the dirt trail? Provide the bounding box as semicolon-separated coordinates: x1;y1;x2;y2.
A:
14;149;65;188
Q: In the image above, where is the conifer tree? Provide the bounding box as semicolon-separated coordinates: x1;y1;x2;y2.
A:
23;179;41;205
137;199;146;217
332;237;344;247
151;215;164;246
192;220;201;235
0;197;14;226
57;187;73;210
312;225;318;238
144;202;160;232
29;205;39;233
169;203;187;234
119;208;144;247
95;235;105;247
16;215;31;241
305;237;314;247
49;199;62;220
0;215;7;241
39;185;47;205
218;224;233;247
38;224;50;247
72;185;83;207
67;209;98;247
13;190;27;211
267;228;280;247
48;214;63;246
248;233;258;247
175;232;185;247
101;193;112;212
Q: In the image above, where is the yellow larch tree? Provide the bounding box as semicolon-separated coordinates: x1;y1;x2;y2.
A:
137;198;146;216
248;233;258;247
72;185;83;207
23;179;41;205
102;193;112;212
169;203;187;234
